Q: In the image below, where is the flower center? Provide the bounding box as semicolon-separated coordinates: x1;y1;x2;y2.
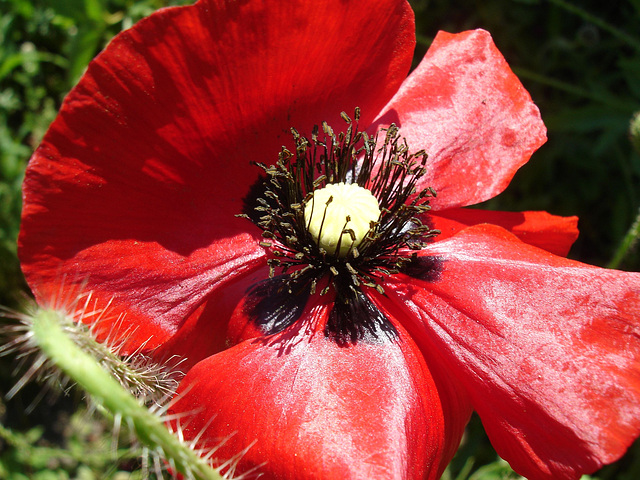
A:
304;182;380;257
238;108;442;344
239;108;439;295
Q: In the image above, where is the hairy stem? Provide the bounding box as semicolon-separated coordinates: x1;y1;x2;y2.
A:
29;308;223;480
609;206;640;270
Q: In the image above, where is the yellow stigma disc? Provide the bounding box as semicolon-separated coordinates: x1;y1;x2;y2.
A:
304;182;380;257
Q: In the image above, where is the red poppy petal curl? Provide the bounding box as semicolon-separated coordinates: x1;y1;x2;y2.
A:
151;270;269;371
170;301;446;479
370;294;474;476
431;208;579;256
19;0;416;347
386;225;640;479
371;29;546;210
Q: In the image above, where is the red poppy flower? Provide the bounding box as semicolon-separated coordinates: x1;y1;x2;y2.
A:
18;0;640;479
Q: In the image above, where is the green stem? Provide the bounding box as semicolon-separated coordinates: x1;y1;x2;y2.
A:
29;308;223;480
608;206;640;269
512;67;634;112
547;0;640;52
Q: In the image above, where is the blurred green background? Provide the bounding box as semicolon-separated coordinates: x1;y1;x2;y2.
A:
1;0;639;478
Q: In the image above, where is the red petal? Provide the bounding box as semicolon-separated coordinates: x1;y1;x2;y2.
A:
371;29;547;210
386;225;640;479
169;299;446;479
370;294;474;476
19;0;415;347
431;208;579;256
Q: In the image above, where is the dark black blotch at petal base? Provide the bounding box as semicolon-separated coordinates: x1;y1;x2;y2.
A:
402;255;445;282
244;276;310;335
241;173;269;224
326;288;398;346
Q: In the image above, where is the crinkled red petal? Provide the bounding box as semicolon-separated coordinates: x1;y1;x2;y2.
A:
386;224;640;480
169;297;446;480
371;29;547;210
431;208;579;256
19;0;416;348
